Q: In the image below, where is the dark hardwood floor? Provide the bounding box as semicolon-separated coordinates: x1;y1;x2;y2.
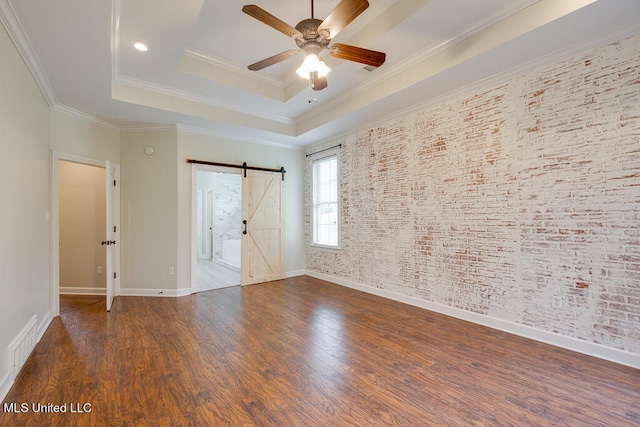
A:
2;276;639;426
59;294;105;314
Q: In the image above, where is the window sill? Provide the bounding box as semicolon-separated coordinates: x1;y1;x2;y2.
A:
310;244;341;251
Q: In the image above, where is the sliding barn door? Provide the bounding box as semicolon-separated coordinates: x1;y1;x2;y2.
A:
241;170;285;285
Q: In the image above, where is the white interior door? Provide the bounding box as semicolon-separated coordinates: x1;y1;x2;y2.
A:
241;170;285;285
105;160;115;311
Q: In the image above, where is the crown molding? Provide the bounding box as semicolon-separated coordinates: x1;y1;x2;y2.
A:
0;0;57;106
179;48;300;102
121;123;301;150
175;124;301;150
113;75;295;125
183;47;285;88
119;124;177;133
52;104;121;132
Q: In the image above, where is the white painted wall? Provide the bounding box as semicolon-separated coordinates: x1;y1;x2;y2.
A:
50;108;119;163
177;130;306;291
120;130;178;292
0;24;51;386
59;161;106;291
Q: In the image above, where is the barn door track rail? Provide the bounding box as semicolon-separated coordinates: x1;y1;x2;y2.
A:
187;159;286;180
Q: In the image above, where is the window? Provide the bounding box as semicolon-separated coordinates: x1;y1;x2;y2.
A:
312;152;339;247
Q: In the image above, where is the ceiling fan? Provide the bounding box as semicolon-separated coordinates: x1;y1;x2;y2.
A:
242;0;386;91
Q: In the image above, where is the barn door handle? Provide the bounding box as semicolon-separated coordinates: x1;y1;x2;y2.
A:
243;220;247;235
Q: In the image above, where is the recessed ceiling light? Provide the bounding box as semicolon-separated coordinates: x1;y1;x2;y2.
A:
134;42;149;52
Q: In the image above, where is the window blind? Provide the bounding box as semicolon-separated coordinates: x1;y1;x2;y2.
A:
312;154;338;246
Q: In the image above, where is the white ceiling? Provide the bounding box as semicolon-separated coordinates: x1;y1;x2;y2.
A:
2;0;640;148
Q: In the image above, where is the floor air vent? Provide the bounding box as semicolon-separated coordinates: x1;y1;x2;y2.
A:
8;315;38;379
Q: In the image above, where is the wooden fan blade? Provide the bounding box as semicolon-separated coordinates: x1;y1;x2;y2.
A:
248;49;299;71
242;5;303;39
330;43;385;67
311;71;328;91
317;0;369;40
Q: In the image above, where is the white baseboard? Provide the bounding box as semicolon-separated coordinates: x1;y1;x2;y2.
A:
0;370;12;404
176;287;191;297
7;315;37;381
59;287;106;295
286;269;305;278
306;270;640;370
8;315;37;379
37;312;52;342
119;288;187;297
119;276;306;298
1;312;53;403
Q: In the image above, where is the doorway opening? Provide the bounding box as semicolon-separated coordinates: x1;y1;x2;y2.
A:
194;168;242;292
58;160;107;313
51;152;120;316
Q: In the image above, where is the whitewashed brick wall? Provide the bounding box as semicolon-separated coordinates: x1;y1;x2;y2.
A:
305;33;640;355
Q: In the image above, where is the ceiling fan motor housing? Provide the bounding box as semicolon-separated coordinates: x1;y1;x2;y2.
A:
295;19;330;50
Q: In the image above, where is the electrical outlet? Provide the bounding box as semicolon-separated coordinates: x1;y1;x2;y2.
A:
97;266;103;275
169;267;175;275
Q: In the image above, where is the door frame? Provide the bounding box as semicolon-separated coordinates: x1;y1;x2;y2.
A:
190;164;242;292
50;151;121;317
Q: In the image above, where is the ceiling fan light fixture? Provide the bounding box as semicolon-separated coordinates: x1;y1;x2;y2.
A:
296;54;330;79
317;59;330;78
243;0;384;91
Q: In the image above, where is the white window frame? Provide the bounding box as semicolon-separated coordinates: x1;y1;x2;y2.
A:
310;148;340;249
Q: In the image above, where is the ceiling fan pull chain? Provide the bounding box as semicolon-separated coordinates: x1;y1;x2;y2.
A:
307;77;319;104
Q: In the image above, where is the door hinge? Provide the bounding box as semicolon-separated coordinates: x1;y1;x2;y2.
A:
114;226;117;233
113;179;117;187
114;272;117;279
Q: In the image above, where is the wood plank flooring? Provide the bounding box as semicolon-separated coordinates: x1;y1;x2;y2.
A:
59;294;105;314
2;276;639;426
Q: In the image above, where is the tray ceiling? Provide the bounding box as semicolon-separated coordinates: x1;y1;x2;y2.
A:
3;0;640;147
